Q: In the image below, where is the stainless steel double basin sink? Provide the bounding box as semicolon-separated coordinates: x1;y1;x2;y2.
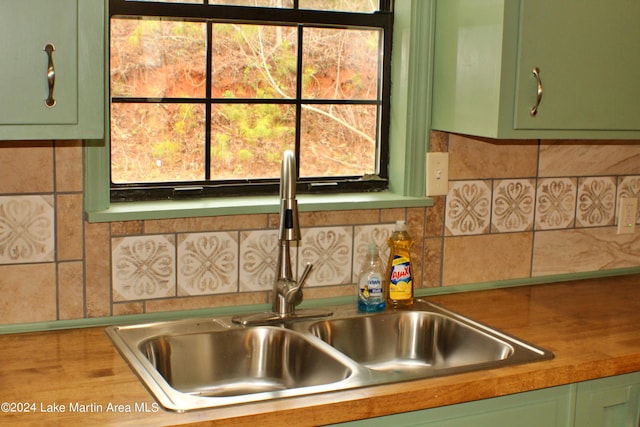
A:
106;299;553;412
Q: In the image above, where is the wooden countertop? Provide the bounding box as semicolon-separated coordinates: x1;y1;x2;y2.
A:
1;274;640;426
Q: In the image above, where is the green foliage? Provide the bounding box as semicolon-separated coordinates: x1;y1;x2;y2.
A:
238;149;252;161
224;103;293;146
212;133;232;166
152;139;181;162
174;104;196;136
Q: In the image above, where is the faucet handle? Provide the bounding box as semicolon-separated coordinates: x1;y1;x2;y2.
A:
298;263;313;287
285;263;313;305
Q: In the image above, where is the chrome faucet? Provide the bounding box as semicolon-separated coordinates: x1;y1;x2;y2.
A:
272;150;313;317
232;151;331;325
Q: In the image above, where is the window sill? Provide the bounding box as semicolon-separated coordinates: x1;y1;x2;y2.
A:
85;191;433;222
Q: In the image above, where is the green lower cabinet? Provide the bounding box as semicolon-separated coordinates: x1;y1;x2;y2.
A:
574;372;640;427
332;372;640;427
332;385;573;427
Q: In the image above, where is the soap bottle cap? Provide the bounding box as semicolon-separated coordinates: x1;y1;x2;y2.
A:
395;220;407;231
366;242;379;255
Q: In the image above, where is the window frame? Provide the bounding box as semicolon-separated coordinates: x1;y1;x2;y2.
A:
85;0;434;222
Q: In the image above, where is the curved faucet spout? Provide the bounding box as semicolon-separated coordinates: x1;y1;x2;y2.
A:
279;150;300;242
231;151;332;325
273;150;311;317
279;150;296;202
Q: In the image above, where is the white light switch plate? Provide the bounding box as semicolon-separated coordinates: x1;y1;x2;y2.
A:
426;152;449;196
617;197;638;234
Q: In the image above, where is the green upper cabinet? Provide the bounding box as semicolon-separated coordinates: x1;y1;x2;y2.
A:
431;0;640;140
0;0;104;140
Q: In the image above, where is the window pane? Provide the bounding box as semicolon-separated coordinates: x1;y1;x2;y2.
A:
111;19;206;98
210;104;295;179
209;0;293;6
299;104;377;177
109;0;392;199
211;24;297;99
298;0;378;13
126;0;203;3
111;103;206;183
302;27;380;100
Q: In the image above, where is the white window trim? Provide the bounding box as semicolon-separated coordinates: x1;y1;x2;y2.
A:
85;0;434;222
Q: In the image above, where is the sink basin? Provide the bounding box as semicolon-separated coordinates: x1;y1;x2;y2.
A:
307;308;523;376
141;327;352;397
106;319;364;412
106;300;553;412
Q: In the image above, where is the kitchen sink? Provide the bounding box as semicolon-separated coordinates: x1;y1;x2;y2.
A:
141;327;354;397
308;311;512;373
304;301;545;378
106;299;553;412
106;318;365;412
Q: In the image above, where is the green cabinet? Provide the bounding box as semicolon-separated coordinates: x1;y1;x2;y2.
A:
574;373;640;427
332;385;573;427
332;372;640;426
431;0;640;140
0;0;104;140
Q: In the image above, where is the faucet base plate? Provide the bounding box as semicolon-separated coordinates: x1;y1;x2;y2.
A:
231;308;333;326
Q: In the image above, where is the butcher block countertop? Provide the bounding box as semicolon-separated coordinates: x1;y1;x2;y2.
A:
1;274;640;426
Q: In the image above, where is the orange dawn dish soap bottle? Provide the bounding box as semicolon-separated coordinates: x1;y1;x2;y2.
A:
386;220;414;308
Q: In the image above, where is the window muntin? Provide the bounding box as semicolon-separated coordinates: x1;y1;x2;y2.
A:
109;0;393;201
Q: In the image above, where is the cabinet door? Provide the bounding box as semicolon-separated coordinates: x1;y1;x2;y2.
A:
574;372;640;427
332;385;572;427
514;0;640;131
0;0;103;140
0;0;77;125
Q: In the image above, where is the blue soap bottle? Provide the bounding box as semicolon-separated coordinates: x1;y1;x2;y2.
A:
357;243;386;312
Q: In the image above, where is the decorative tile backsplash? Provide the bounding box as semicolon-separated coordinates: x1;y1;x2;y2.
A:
0;195;55;264
491;179;535;233
239;229;278;292
576;177;616;227
445;176;640;236
2;136;640;325
110;225;394;301
112;235;176;301
445;180;491;235
177;231;238;296
535;178;577;230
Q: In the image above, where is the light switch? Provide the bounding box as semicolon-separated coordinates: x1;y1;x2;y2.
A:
617;197;637;234
426;152;449;196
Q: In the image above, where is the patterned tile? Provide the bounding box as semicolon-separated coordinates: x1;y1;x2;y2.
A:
239;229;279;292
535;178;577;230
0;195;54;264
352;224;394;282
445;180;492;236
299;226;352;287
177;231;238;296
617;175;640;224
576;177;616;227
492;179;535;233
112;235;176;301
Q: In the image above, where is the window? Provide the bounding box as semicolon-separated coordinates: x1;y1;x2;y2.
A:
86;0;431;222
109;0;394;201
